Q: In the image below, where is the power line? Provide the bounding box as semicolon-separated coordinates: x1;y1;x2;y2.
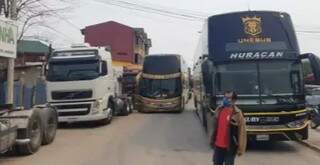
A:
36;1;81;30
117;0;209;17
93;0;205;22
16;2;77;43
40;24;76;42
114;0;205;19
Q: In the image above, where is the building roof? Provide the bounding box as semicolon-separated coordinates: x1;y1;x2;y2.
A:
17;40;50;55
81;21;132;35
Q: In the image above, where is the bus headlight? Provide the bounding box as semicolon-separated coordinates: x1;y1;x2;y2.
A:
287;119;308;128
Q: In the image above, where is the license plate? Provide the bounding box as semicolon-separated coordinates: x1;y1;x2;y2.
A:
256;134;270;141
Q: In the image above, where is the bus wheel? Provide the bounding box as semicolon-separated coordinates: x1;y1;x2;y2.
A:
178;98;185;113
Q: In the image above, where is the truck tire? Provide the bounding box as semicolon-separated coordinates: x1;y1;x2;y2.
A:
99;101;114;125
16;110;43;155
121;102;131;116
42;107;58;145
128;99;133;113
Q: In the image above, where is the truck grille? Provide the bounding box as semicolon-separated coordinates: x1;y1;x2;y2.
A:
56;104;91;116
52;90;93;100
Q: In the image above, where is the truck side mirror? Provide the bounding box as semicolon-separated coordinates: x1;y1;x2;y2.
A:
101;61;108;76
300;53;320;85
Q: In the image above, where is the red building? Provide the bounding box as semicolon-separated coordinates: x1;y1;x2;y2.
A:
81;21;152;67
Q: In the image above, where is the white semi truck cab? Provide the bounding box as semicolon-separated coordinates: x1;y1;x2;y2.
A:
46;44;123;124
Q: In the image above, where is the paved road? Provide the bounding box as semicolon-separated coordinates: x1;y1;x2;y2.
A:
1;102;320;165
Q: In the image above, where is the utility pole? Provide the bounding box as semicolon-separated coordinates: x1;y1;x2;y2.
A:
6;0;17;105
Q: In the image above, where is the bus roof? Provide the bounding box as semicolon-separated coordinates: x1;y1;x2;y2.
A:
143;54;181;75
207;11;299;63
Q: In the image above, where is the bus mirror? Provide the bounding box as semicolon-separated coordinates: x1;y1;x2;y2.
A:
300;53;320;85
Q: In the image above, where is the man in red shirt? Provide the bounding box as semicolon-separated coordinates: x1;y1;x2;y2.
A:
210;91;247;165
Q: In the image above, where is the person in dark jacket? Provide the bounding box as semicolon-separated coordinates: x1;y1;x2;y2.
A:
210;91;247;165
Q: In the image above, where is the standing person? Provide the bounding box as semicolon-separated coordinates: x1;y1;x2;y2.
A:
210;91;247;165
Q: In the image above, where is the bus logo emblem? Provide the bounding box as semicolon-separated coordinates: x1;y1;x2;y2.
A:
242;16;262;36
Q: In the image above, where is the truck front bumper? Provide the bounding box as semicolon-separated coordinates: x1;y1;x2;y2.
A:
50;100;110;123
58;109;110;123
0;126;17;153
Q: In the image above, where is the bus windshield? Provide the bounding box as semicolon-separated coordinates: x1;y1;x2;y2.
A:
216;61;302;96
259;61;301;95
217;63;259;95
139;78;182;99
47;60;100;81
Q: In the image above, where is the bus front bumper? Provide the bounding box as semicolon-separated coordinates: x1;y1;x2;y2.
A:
246;121;309;141
136;96;182;112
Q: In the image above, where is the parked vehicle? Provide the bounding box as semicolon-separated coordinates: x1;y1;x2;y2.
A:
305;86;320;129
193;11;320;142
0;79;58;155
136;54;190;113
117;65;141;112
310;107;320;129
46;44;128;124
0;16;57;155
121;66;141;97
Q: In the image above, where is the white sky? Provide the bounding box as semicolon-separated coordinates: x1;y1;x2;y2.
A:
27;0;320;66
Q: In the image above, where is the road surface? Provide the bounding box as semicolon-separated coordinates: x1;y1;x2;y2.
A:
1;102;320;165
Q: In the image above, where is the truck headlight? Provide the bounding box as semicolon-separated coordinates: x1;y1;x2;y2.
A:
92;99;103;113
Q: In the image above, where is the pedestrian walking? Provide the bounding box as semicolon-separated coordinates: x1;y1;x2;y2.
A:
210;91;247;165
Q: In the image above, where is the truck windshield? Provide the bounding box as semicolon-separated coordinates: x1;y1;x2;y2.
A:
217;61;301;96
47;60;100;81
139;78;182;99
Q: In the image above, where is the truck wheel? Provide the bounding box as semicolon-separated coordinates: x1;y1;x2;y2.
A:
121;102;131;116
42;108;58;145
16;111;43;155
100;101;114;125
128;99;134;113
